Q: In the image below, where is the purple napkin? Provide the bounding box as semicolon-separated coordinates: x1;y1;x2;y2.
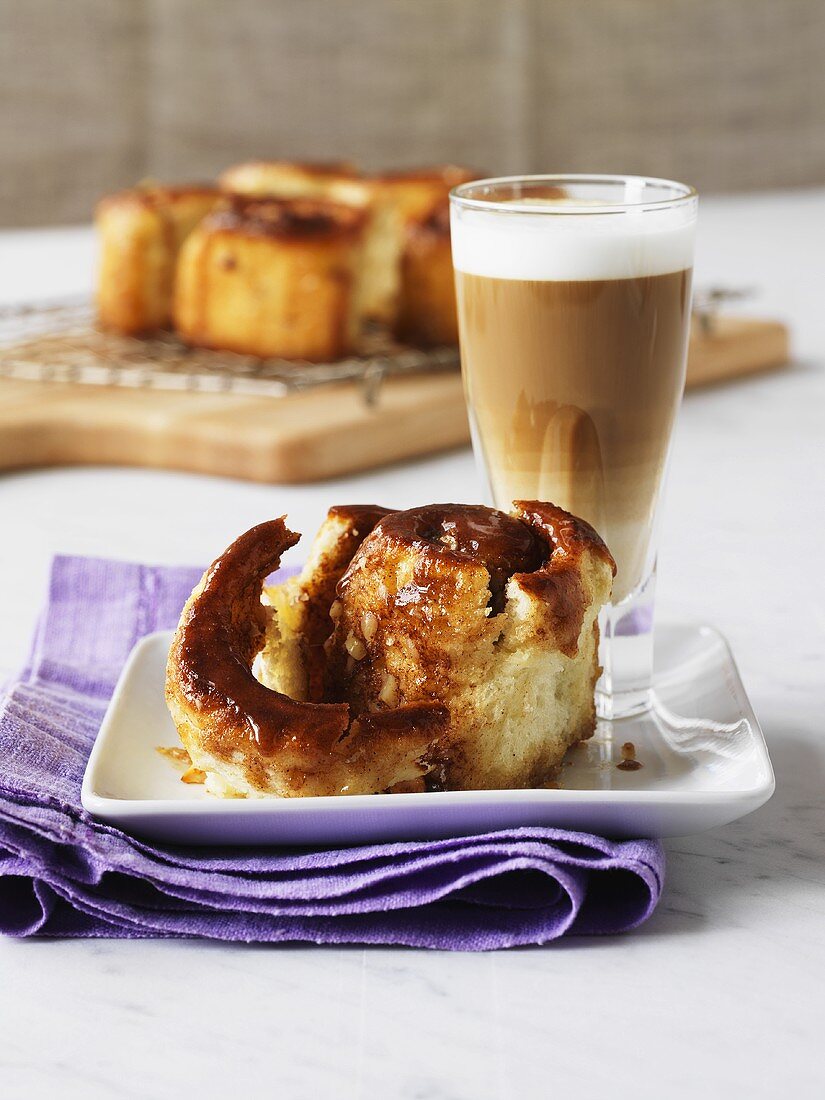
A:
0;555;664;949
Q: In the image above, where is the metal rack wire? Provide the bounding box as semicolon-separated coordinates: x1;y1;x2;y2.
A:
0;297;461;406
0;288;751;406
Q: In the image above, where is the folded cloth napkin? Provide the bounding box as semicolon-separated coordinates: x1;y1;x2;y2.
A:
0;555;664;949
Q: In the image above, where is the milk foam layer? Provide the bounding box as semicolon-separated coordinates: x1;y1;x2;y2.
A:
451;203;695;281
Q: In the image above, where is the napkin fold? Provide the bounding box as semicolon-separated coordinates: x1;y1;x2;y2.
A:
0;555;664;949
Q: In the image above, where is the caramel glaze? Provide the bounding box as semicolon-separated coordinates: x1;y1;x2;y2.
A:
206;195;367;243
511;500;615;657
345;504;545;616
173;518;351;757
617;740;643;770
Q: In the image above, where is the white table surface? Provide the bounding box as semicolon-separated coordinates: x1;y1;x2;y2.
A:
1;190;824;1099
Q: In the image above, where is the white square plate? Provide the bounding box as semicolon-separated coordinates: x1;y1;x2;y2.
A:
81;622;774;843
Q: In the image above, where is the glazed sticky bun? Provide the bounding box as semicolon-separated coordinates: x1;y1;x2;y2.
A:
165;502;614;797
173;195;369;361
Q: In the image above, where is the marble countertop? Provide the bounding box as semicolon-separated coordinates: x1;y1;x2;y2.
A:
1;189;824;1099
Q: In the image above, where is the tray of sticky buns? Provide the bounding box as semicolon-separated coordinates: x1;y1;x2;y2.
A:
0;163;476;400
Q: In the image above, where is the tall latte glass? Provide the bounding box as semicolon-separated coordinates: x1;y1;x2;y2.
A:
450;176;697;719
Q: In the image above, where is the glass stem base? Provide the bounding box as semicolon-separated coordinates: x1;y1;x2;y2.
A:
596;567;657;720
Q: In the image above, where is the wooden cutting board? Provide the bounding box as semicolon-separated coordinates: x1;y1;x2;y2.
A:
0;316;788;483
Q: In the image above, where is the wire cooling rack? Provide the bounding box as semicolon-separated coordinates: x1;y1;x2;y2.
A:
0;288;751;406
0;298;460;406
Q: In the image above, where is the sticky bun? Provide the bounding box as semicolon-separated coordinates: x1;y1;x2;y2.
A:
96;184;219;334
173;195;368;361
166;501;614;798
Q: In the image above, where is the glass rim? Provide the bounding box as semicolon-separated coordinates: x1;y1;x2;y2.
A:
449;174;698;216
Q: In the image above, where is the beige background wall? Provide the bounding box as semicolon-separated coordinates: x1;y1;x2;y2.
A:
2;0;824;227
